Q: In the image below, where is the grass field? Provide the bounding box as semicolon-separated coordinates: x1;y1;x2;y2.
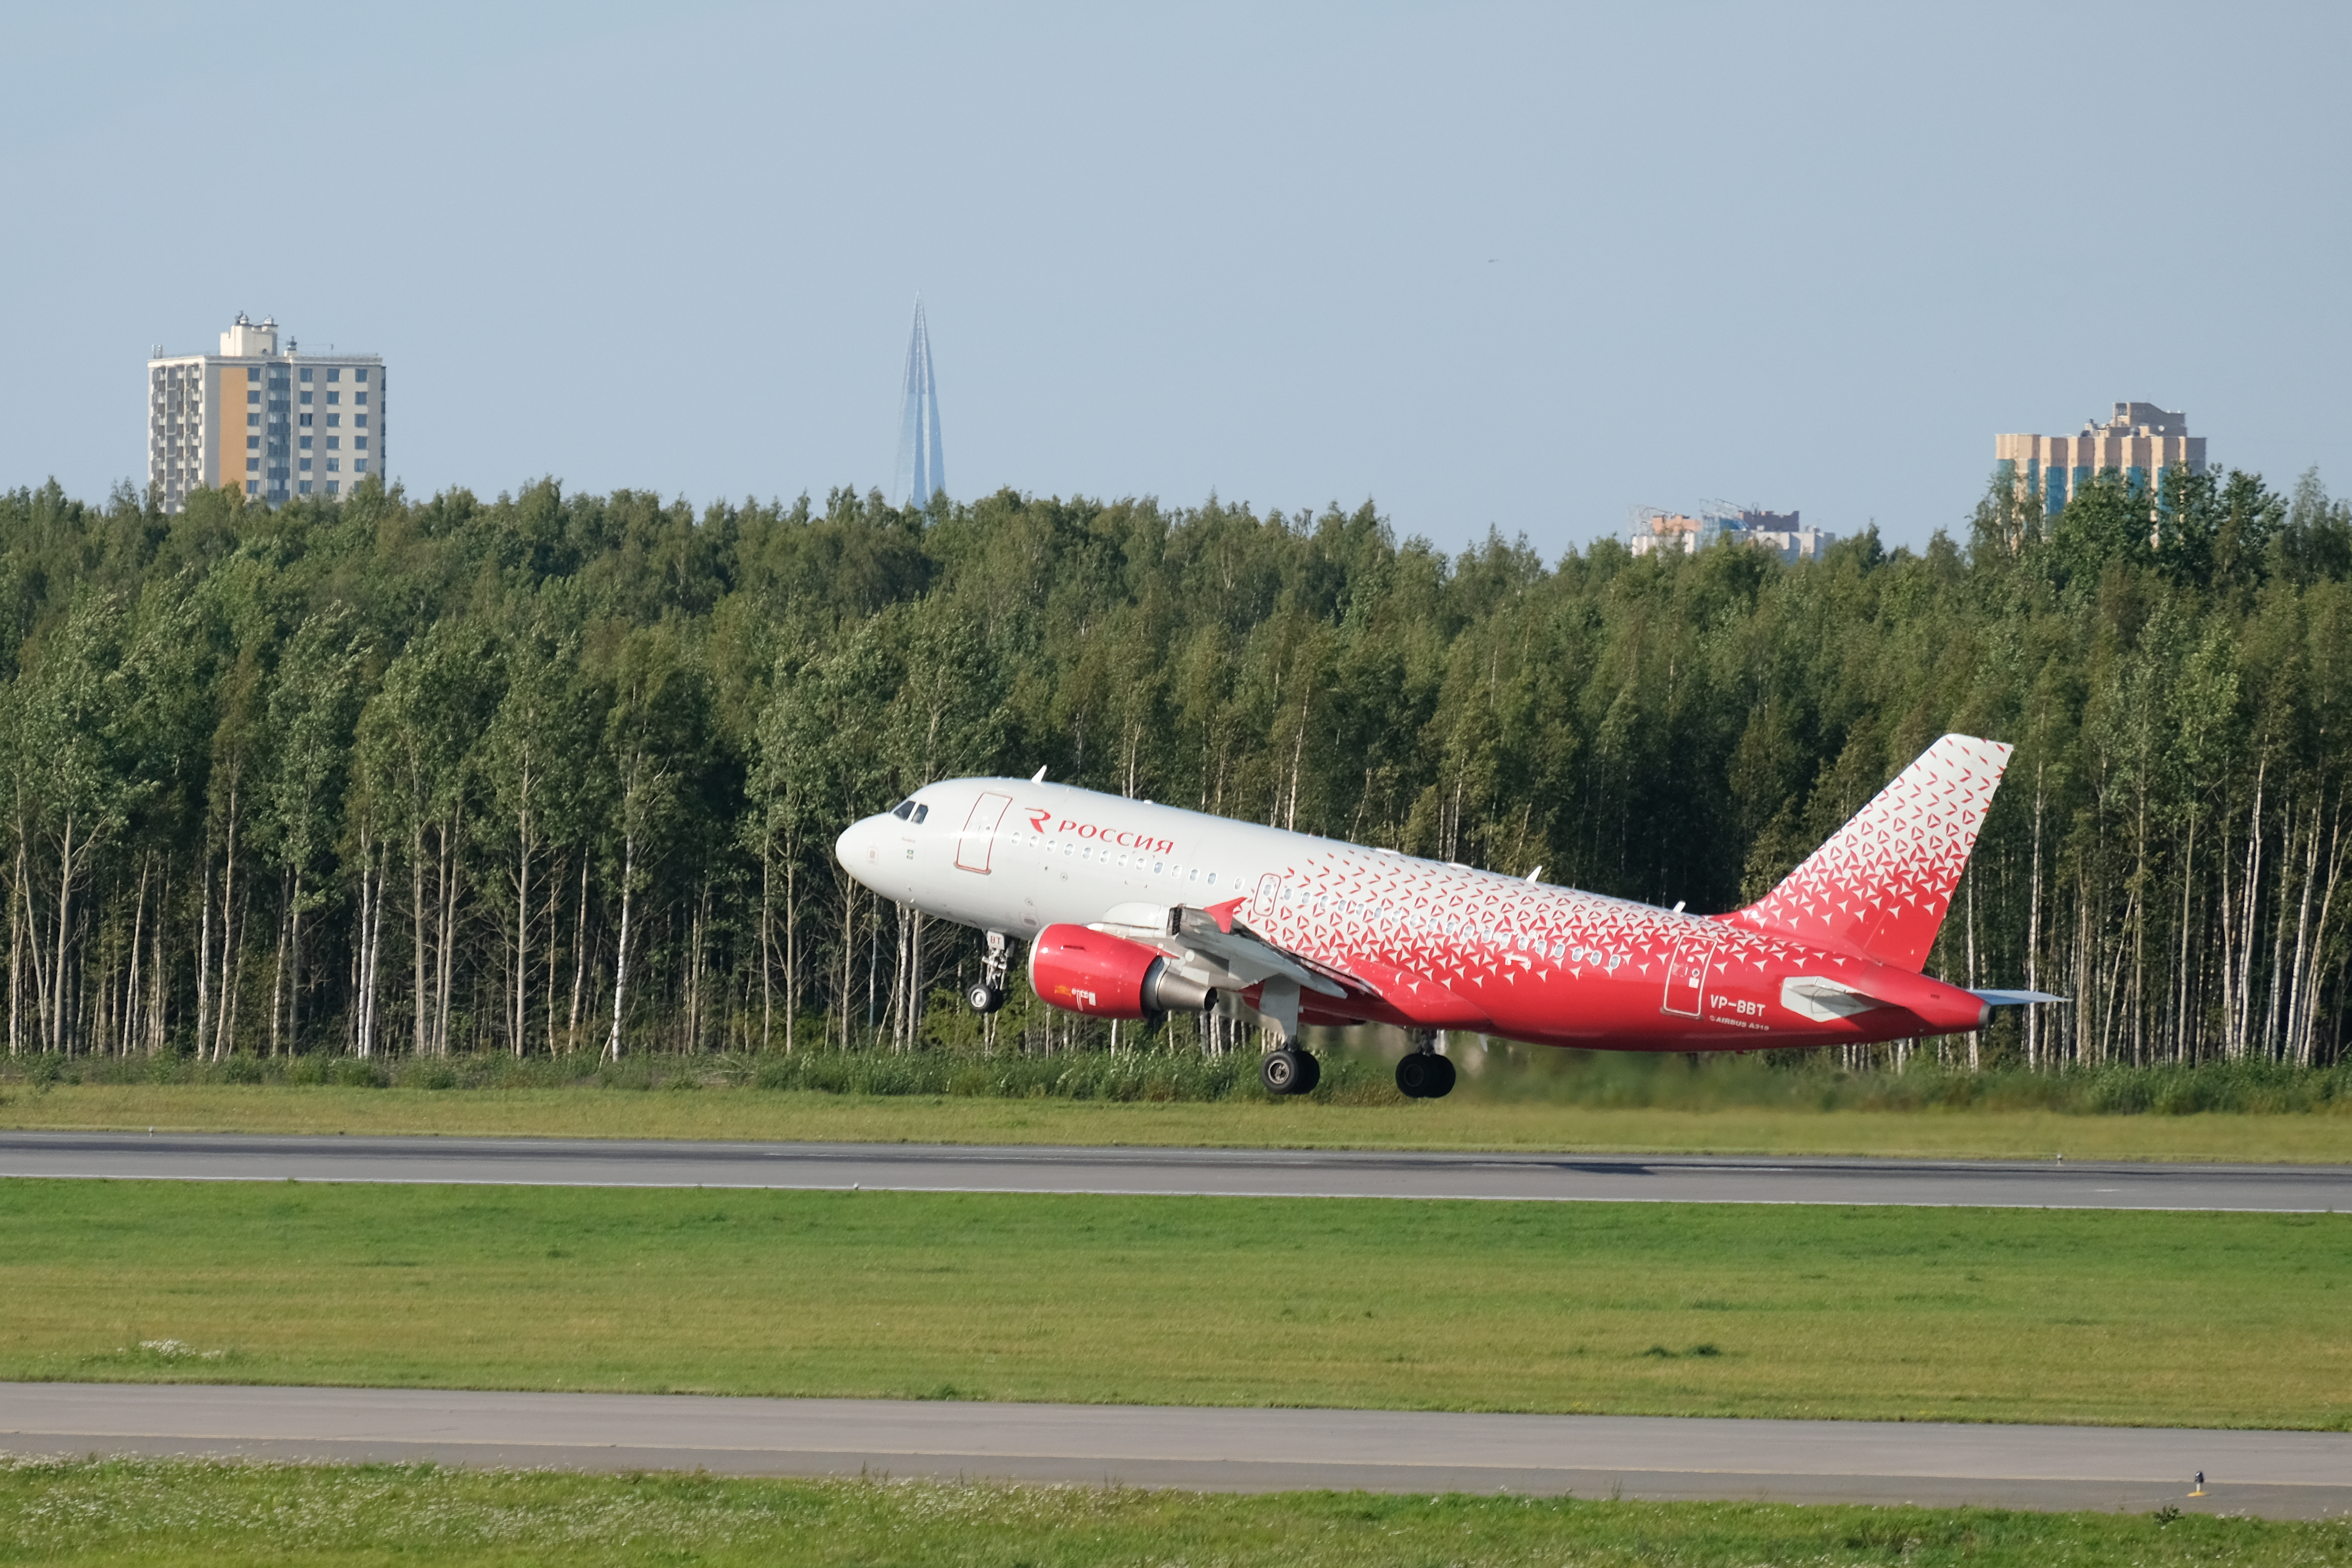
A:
3;1459;2340;1568
5;1180;2347;1429
9;1082;2352;1162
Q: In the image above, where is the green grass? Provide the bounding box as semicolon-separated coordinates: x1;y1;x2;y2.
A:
18;1042;2352;1118
9;1080;2352;1163
6;1181;2349;1429
12;1048;2351;1164
0;1459;2340;1567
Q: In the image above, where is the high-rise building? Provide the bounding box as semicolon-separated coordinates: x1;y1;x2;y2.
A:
890;300;944;508
1995;402;2203;518
147;314;386;512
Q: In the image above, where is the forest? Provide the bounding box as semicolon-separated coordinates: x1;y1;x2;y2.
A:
1;460;2348;1070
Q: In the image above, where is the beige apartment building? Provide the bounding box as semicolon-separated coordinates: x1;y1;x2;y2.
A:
147;314;385;512
1996;402;2203;518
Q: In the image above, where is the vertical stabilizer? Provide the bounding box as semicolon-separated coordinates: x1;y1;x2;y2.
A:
1724;734;2012;971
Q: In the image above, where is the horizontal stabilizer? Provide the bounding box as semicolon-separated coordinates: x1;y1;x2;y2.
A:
1970;988;2066;1007
1780;976;1881;1023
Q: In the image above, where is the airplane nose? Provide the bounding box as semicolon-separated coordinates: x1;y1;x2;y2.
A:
836;814;891;885
835;818;870;877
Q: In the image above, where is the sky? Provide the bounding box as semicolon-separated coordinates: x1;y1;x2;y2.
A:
3;2;2346;557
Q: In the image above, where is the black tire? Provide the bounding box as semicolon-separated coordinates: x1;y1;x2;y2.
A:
1425;1053;1457;1098
1260;1048;1305;1096
968;983;1005;1014
1395;1053;1435;1098
1294;1050;1321;1095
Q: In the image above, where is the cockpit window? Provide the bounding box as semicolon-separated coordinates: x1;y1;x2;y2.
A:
911;804;929;823
891;801;914;820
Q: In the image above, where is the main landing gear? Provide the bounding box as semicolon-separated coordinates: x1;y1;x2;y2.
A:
1260;1047;1321;1096
967;932;1011;1014
1395;1036;1456;1099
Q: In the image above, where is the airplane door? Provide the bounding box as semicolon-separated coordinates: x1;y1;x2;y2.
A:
956;791;1014;873
1661;931;1716;1018
1251;872;1283;925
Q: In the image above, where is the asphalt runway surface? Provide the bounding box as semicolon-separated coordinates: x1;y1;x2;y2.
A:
5;1383;2342;1517
1;1129;2347;1210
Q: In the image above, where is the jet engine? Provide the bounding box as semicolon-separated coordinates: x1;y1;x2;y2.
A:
1028;923;1217;1020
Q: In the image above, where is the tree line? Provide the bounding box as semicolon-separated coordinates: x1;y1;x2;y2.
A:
2;461;2348;1069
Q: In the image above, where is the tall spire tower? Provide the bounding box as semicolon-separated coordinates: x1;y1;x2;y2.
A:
891;299;945;508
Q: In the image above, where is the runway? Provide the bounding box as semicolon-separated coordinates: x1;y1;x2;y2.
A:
0;1129;2346;1210
4;1383;2342;1517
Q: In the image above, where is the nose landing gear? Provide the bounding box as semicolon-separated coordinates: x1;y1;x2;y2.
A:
967;931;1012;1014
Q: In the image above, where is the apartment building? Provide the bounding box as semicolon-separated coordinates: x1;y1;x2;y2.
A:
1995;402;2203;517
1629;507;1836;563
147;314;385;511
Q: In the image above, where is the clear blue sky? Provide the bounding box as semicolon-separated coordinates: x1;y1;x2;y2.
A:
4;2;2345;556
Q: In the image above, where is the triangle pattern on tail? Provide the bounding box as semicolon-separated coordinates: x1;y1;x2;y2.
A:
1723;733;2013;972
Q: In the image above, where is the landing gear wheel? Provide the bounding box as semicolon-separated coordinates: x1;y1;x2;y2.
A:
1396;1053;1436;1098
1260;1047;1316;1096
1396;1051;1457;1099
1424;1053;1456;1098
967;983;1006;1014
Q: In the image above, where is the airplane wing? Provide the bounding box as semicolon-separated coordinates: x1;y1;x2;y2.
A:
1089;901;1346;998
1088;900;1491;1028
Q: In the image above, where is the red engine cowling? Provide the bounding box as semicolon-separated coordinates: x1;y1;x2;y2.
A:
1028;924;1216;1019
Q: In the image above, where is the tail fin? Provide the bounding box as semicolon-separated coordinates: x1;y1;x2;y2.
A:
1725;734;2013;971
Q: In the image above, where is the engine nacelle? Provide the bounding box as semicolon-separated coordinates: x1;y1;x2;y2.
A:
1028;924;1218;1020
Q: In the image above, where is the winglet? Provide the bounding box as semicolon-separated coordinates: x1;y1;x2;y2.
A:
1203;896;1247;934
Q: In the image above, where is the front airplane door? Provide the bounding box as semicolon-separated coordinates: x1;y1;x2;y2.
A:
1661;932;1716;1018
956;791;1014;873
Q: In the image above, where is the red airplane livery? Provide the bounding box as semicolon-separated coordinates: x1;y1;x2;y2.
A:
836;734;2056;1098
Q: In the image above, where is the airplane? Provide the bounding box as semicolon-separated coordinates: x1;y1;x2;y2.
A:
834;733;2058;1098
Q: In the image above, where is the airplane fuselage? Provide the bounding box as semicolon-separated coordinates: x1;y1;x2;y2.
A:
836;777;1990;1052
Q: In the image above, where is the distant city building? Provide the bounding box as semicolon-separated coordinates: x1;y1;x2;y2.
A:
147;314;385;512
890;300;944;508
1996;402;2204;518
1629;506;1834;563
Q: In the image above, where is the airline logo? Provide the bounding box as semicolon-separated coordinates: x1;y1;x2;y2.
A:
1021;805;1176;856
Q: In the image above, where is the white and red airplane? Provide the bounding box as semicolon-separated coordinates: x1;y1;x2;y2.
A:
835;733;2056;1097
